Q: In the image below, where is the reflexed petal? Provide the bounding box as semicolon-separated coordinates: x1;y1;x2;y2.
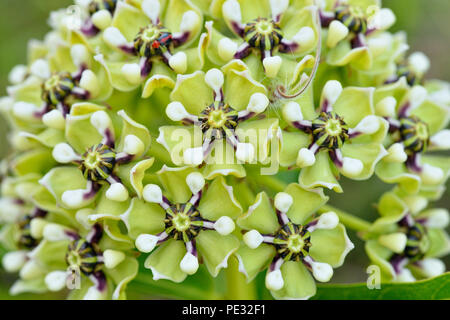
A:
279;131;311;167
299;151;343;193
310;224;354;268
197;176;242;221
144;239;188;283
235;243;276;282
333;87;375;128
157;166;196;203
271;261;316;300
365;240;396;279
121;198;166;239
170;71;214;115
284;183;328;225
105;257;139;300
196;230;240;277
341;143;388;180
237;192;279;235
223;68;267;111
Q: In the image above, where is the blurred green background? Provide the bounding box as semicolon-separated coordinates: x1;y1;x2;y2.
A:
0;0;448;299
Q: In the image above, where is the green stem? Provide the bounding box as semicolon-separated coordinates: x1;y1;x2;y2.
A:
252;175;372;232
224;258;257;300
319;205;371;232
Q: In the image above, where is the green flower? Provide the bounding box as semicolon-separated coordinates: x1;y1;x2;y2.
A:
97;0;208;93
119;167;242;282
205;0;318;79
374;78;450;196
157;67;279;179
6;44;111;129
365;191;449;282
16;222;137;299
40;107;152;209
236;183;353;299
348;31;409;87
280;80;389;192
321;0;396;70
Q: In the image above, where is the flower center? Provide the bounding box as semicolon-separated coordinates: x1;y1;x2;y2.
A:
164;203;203;242
335;5;368;34
88;0;117;15
399;116;429;154
312;112;349;150
134;25;173;58
397;63;420;86
199;101;239;138
244;17;283;52
66;238;103;276
274;222;311;262
17;215;38;249
80;144;116;182
42;73;75;106
402;223;429;261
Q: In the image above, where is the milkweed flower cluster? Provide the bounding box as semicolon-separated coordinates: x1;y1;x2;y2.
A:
0;0;448;300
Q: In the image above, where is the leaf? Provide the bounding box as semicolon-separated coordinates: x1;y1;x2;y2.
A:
313;273;450;300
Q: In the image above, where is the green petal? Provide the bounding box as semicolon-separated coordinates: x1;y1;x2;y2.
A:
327;41;372;70
12;149;57;176
299;151;343;193
33;240;69;270
411;100;449;135
31;186;68;215
157;125;201;165
39;167;91;208
157;165;196;203
144;239;187;283
202;140;246;179
426;228;450;258
285;183;328;225
223;68;267;111
271;261;316;300
277;55;316;89
421;155;450;188
197;176;242;221
105;257;139;300
236;118;280;163
117;158;155;198
70;102;106;116
340;142;388;180
20;128;65;148
116;110;152;157
121;197;166;240
65;113;104;154
237;192;279;234
238;0;271;23
142;74;176;98
112;1;150;41
374;77;409;106
163;0;203;47
279;6;317;55
170;71;213;115
196;230;240;277
375;161;421;194
235;244;276;282
347;0;381;10
333;87;375;128
279;130;311;167
95;55;141;92
310;224;354;268
365;240;395;279
90;190;131;221
9;279;48;296
206;24;237;65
